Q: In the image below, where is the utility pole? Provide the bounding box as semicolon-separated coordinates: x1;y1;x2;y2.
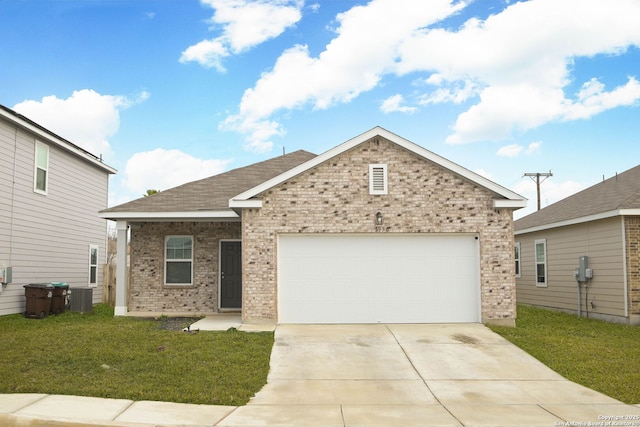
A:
524;171;552;211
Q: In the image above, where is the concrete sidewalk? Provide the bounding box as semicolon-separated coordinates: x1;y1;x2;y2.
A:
1;323;639;426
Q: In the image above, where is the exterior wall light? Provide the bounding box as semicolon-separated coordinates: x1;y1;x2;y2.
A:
375;211;383;226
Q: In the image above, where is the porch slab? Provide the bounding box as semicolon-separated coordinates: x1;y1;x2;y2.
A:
188;315;242;331
188;315;276;332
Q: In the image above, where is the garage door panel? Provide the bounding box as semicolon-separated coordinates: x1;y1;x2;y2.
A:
278;234;480;324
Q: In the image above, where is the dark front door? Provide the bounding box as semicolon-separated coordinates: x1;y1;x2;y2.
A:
220;241;242;309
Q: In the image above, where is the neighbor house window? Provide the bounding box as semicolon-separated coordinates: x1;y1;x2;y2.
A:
369;164;388;195
165;236;193;285
89;245;99;286
34;141;49;194
535;239;547;287
514;242;521;278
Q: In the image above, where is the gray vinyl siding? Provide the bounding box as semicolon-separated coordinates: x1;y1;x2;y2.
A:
0;117;110;315
516;216;626;318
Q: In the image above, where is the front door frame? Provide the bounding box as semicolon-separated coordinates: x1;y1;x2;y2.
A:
219;239;242;311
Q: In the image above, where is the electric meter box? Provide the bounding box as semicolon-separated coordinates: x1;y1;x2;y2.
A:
577;256;589;282
0;266;12;284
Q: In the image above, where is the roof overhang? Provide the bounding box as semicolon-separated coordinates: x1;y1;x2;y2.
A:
228;199;263;209
515;209;640;235
494;199;528;209
0;106;117;174
229;126;526;210
99;210;240;222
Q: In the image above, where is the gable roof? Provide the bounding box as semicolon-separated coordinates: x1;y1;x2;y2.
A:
100;149;316;221
515;164;640;234
230;126;527;209
0;104;116;174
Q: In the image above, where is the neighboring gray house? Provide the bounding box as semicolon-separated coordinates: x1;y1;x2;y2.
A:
515;165;640;325
101;127;526;326
0;105;116;315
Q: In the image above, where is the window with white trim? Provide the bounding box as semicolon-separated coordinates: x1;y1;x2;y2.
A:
165;236;193;285
514;242;521;278
34;141;49;194
369;164;388;195
535;239;547;287
89;245;99;287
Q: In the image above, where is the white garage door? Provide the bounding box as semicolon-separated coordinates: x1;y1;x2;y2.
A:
278;233;480;324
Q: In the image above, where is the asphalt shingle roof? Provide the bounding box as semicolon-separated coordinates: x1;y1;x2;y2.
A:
101;150;317;214
514;164;640;231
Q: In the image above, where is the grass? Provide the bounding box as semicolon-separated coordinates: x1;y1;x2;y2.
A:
0;304;274;406
488;305;640;404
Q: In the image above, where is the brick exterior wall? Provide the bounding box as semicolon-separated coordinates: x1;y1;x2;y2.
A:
129;221;240;313
242;137;516;324
625;216;640;316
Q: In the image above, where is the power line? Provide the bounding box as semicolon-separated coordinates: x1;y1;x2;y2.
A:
524;171;552;211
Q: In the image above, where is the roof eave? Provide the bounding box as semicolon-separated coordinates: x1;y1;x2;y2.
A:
228;199;263;209
0;106;117;174
515;208;640;235
99;210;240;222
494;199;527;209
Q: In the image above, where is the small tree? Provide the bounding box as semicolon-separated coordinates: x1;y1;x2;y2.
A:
144;189;159;197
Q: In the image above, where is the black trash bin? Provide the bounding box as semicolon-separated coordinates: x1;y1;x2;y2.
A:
24;284;53;319
50;282;69;315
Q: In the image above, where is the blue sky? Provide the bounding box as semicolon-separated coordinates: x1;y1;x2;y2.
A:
2;0;640;219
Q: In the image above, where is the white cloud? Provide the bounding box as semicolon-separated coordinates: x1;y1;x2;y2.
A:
220;0;640;150
122;148;232;195
497;141;542;158
526;141;541;155
224;0;465;150
180;0;303;71
380;94;416;114
563;77;640;120
180;39;229;72
419;79;479;105
496;144;523;158
395;0;640;144
13;89;148;159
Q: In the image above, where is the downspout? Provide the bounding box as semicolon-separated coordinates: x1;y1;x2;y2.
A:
10;125;19;264
577;278;582;317
621;216;629;319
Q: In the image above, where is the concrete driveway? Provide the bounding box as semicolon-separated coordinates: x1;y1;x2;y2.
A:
221;323;640;427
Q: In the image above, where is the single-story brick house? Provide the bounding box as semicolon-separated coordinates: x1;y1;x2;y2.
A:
100;127;526;325
515;164;640;325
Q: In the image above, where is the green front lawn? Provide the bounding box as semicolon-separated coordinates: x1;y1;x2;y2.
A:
489;305;640;404
0;305;273;406
3;303;638;406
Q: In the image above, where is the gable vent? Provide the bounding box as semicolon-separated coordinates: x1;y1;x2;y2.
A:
369;164;388;195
